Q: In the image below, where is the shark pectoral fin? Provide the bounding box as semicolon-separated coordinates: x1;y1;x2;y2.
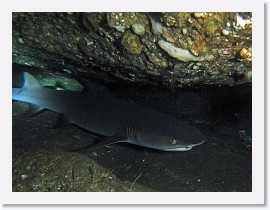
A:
90;134;127;149
26;104;44;116
53;114;70;129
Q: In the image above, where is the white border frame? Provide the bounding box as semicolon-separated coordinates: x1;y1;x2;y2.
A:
0;0;265;205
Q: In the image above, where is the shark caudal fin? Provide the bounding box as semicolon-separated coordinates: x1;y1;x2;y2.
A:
12;72;43;96
22;72;43;91
12;72;45;116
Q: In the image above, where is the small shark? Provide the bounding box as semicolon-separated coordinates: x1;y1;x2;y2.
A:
12;72;206;151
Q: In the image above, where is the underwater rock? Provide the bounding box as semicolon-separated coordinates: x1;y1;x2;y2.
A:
12;149;152;192
194;12;208;18
158;40;208;62
222;28;230;36
132;23;146;35
233;13;252;30
121;31;143;54
149;16;164;34
12;12;252;87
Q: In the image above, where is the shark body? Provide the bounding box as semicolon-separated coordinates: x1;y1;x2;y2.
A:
12;72;206;151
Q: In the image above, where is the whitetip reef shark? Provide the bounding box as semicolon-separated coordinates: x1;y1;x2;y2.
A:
12;72;206;151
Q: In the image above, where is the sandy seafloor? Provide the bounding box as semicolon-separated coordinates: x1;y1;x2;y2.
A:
12;76;251;192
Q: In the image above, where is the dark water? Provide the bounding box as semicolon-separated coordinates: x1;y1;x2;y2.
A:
12;69;251;192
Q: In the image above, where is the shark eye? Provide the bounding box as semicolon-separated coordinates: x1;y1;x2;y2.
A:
170;139;177;145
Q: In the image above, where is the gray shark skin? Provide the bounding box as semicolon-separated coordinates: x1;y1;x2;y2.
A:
12;72;206;151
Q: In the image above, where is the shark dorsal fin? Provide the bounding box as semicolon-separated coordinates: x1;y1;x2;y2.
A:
73;76;113;98
22;72;43;91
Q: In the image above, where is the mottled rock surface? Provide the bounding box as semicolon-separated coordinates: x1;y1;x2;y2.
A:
13;148;151;192
13;12;252;87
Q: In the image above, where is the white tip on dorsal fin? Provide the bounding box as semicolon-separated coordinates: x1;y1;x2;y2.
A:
23;72;43;90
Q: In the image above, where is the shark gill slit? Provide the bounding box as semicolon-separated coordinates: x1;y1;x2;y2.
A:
126;126;137;141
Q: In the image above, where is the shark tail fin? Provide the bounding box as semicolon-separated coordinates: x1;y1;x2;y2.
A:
21;72;43;92
12;72;45;115
13;72;43;96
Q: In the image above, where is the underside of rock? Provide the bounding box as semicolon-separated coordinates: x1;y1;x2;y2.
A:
12;12;252;88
